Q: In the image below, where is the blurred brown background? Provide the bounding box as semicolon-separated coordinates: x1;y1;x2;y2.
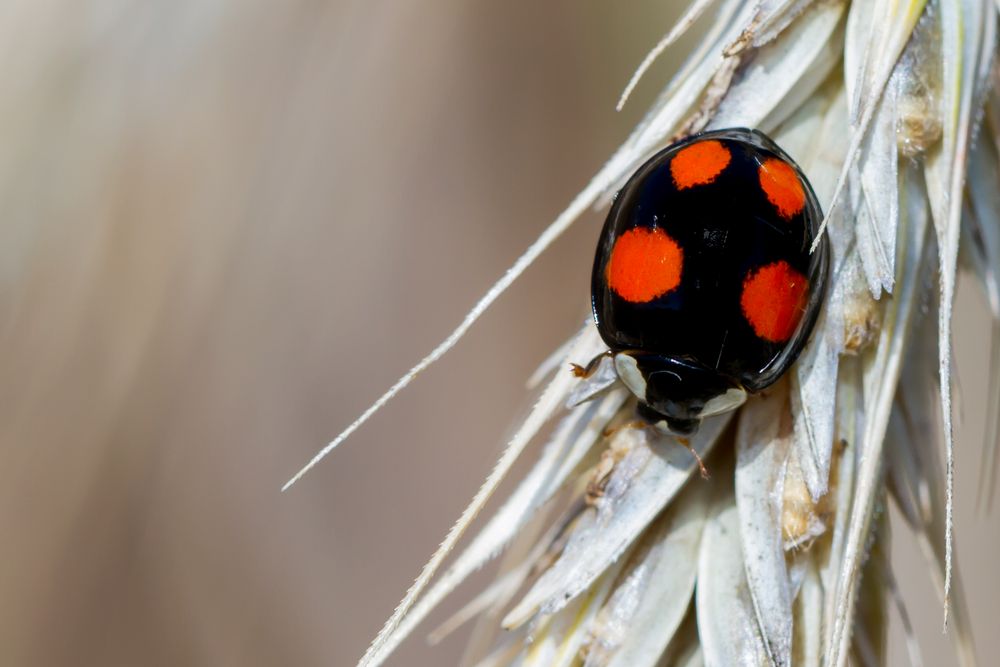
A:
0;2;995;665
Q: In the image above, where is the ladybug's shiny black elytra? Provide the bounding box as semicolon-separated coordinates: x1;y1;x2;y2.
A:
589;128;828;435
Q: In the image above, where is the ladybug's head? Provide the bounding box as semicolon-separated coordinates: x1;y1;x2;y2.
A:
612;351;746;435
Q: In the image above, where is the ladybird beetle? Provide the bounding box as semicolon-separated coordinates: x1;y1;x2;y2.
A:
586;128;828;435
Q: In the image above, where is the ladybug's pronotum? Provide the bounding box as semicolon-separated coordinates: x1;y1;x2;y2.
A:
584;128;829;435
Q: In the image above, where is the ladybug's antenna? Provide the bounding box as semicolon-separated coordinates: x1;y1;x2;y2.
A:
281;179;605;492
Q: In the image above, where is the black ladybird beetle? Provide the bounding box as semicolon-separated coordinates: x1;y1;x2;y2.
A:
585;128;828;435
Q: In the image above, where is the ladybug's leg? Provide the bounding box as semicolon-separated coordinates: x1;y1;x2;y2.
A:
602;417;711;480
569;350;613;379
636;403;710;478
566;350;619;408
676;436;710;480
601;419;647;439
588;418;645;505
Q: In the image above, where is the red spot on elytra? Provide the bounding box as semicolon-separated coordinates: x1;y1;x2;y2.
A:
758;158;805;219
606;227;683;303
741;260;809;342
670;140;731;190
